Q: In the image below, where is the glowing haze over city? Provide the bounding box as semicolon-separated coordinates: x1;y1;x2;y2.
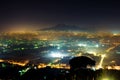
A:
0;0;120;70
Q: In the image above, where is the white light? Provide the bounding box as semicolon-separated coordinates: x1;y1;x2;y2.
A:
101;77;115;80
95;44;99;47
78;43;86;47
113;33;117;36
87;51;97;56
50;52;64;58
102;78;109;80
97;54;106;69
101;54;106;58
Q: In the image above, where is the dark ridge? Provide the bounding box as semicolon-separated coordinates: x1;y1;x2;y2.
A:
40;24;98;32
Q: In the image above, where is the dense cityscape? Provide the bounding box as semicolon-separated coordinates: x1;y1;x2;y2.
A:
0;0;120;79
0;31;120;67
0;31;119;79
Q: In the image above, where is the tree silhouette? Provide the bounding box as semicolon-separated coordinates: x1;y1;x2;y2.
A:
69;56;95;70
69;56;96;80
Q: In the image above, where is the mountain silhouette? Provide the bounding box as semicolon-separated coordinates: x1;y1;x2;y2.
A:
41;24;97;32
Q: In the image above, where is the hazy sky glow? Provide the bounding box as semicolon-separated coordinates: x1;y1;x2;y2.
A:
0;0;120;30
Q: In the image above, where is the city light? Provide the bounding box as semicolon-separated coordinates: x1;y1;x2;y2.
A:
86;51;97;56
101;78;110;80
1;0;120;79
50;51;66;58
95;44;99;48
78;43;87;47
100;77;115;80
0;31;120;71
97;54;106;69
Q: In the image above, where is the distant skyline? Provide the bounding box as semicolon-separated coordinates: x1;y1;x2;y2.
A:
0;0;120;31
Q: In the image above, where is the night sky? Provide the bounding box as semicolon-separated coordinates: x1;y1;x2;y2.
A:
0;0;120;30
